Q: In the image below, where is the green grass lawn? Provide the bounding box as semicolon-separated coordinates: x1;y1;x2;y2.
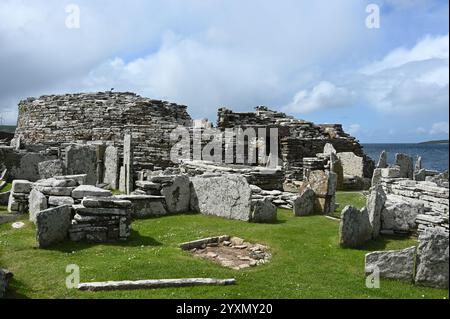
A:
334;191;367;218
0;182;12;193
0;193;448;299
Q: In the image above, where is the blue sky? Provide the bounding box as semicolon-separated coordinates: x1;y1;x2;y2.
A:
0;0;448;143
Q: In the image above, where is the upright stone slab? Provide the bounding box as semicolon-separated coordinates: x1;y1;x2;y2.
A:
122;134;133;195
95;144;107;185
365;246;416;281
190;174;252;221
330;153;344;190
415;228;449;289
29;188;48;224
307;170;337;215
323;143;337;155
367;185;386;239
395;153;414;179
293;188;315;216
376;150;388;169
160;175;190;213
0;268;13;298
337;152;364;178
38;160;65;179
65;144;97;185
339;206;372;248
103;146;119;190
250;198;277;223
35;205;72;248
371;168;382;187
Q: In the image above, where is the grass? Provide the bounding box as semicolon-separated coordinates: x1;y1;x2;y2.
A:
0;193;448;299
334;191;367;218
0;182;12;193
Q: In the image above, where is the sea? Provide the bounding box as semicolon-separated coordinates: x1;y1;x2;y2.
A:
362;143;449;172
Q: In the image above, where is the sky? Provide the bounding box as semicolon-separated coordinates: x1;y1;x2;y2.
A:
0;0;448;143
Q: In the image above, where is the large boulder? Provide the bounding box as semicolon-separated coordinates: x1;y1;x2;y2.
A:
395;153;414;179
381;195;423;233
293;188;315;216
29;188;48;224
365;246;416;281
339;206;372;248
190;174;252;221
35;205;72;248
415;228;449;289
160;175;190;213
367;185;386;238
0;268;13;299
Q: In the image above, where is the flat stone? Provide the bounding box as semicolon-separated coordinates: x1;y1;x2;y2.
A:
12;180;33;193
72;185;112;199
82;197;132;209
74;205;129;216
48;196;75;207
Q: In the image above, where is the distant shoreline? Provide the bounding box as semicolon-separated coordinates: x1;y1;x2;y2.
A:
418;140;449;145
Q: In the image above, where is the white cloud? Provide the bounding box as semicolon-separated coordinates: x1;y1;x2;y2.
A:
430;122;449;135
283;81;355;113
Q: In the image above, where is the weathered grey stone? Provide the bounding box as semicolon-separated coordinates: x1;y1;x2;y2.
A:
11;180;33;193
82;197;132;209
0;268;13;298
35;177;77;188
190;174;252;221
371;168;382;187
414;168;427;181
337;152;364;178
250;198;277;223
339;206;372;248
120;134;134;195
381;195;423;233
73;205;129;216
72;185;112;199
48;196;74;207
367;185;386;238
330;153;344;190
381;167;401;178
365;246;416;281
38;160;65;179
35;205;72;248
0;190;10;206
29;189;48;223
308;170;336;197
54;174;86;185
415;156;422;172
323;143;337;155
161;175;190;213
415;228;449;289
114;195;168;218
65;144;97;185
103;146;119;190
376;150;388;169
395;153;414;179
293;188;315;216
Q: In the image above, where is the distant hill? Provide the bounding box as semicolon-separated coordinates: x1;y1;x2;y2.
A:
419;139;449;145
0;125;16;133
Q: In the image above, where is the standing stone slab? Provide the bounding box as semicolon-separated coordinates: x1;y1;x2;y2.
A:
190;175;252;221
65;144;97;185
415;228;449;289
29;189;48;224
395;153;414;179
293;188;315;216
160;175;190;213
330;153;344;191
376;150;388;169
371;168;382;187
365;246;416;281
121;134;133;195
103;146;119;190
35;205;72;248
339;206;372;248
367;185;386;239
38;160;65;179
337;152;364;178
307;170;337;215
48;196;75;207
0;268;13;298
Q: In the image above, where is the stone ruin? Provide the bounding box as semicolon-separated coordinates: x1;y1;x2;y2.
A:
338;150;448;289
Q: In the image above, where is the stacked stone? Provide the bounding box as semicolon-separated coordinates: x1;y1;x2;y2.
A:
302;157;328;179
7;180;33;214
180;160;285;191
69;189;132;242
379;178;449;234
250;185;297;210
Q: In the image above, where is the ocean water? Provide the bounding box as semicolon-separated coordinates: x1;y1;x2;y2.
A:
362;143;449;172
